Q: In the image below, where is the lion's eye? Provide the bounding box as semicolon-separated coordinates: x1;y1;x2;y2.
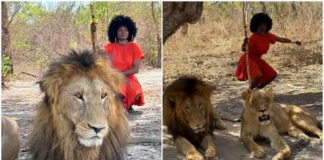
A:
185;106;190;112
266;97;271;103
198;103;203;110
101;93;108;99
252;100;258;105
74;93;83;100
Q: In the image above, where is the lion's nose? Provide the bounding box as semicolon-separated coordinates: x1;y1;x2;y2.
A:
196;123;204;128
259;109;267;112
88;123;105;133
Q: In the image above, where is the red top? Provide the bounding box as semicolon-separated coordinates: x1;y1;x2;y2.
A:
248;32;278;57
104;42;144;72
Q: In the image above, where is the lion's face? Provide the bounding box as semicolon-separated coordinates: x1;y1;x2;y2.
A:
179;95;207;133
59;76;113;147
242;88;273;126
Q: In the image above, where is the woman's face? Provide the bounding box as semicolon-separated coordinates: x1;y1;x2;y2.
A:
117;26;129;41
257;23;267;35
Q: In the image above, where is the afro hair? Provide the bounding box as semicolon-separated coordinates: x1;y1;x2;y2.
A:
250;13;273;33
107;15;137;43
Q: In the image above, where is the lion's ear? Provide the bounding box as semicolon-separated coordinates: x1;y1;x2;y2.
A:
267;87;273;95
266;87;274;100
37;72;63;106
241;90;251;101
168;93;176;103
166;92;182;108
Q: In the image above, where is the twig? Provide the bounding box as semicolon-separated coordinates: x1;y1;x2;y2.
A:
127;136;161;144
19;72;38;78
221;116;241;123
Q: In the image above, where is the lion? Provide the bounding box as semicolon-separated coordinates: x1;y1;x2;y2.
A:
240;88;323;160
2;116;21;160
163;76;226;160
30;50;129;160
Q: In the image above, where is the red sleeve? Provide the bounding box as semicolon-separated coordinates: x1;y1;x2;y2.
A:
268;32;278;44
104;43;113;56
132;43;144;60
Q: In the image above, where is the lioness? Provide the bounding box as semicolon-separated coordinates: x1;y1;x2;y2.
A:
240;88;322;160
164;76;226;160
2;116;21;160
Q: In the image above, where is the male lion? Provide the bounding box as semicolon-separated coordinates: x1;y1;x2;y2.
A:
163;76;226;160
30;50;129;160
2;116;21;160
241;88;322;160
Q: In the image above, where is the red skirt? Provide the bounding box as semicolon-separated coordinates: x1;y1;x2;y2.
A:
235;53;277;85
119;75;145;110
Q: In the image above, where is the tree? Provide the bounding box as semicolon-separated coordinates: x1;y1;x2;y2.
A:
2;1;13;74
163;2;203;44
260;2;267;13
151;2;161;68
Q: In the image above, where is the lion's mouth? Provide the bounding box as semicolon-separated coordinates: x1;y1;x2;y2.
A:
258;114;271;125
192;125;205;133
193;128;205;133
78;136;103;147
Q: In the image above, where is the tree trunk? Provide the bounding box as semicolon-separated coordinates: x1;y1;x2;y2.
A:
163;2;203;44
151;2;161;68
2;1;13;74
291;2;297;18
260;2;267;13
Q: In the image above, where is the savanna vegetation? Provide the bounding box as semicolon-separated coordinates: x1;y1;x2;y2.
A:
2;1;161;83
164;2;322;86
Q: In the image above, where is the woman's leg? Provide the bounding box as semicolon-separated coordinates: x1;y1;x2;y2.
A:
246;57;262;90
250;76;262;90
257;59;277;89
258;72;277;89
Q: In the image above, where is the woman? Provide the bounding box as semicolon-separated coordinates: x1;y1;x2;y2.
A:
104;15;145;114
235;13;301;89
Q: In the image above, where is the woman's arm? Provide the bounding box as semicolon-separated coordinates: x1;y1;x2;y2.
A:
277;37;301;46
122;59;142;76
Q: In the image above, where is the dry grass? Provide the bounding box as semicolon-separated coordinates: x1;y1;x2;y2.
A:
9;2;161;79
164;2;322;88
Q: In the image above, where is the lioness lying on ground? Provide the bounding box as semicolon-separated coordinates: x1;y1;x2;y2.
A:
240;88;322;160
2;116;21;160
164;76;226;160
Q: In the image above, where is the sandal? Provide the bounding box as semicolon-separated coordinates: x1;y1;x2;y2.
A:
128;106;143;115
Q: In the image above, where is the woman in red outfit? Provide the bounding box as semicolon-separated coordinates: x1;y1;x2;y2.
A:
104;15;145;114
235;13;301;89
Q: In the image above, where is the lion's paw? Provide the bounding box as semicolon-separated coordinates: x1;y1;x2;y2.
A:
297;136;310;147
271;155;284;160
205;146;217;159
251;149;265;159
318;137;323;145
206;157;219;160
186;150;203;160
215;120;227;130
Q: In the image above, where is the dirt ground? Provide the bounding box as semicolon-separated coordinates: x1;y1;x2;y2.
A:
163;33;322;159
2;68;162;160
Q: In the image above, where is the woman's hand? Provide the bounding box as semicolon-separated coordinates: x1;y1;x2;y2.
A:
122;59;142;76
241;38;248;52
294;41;301;46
